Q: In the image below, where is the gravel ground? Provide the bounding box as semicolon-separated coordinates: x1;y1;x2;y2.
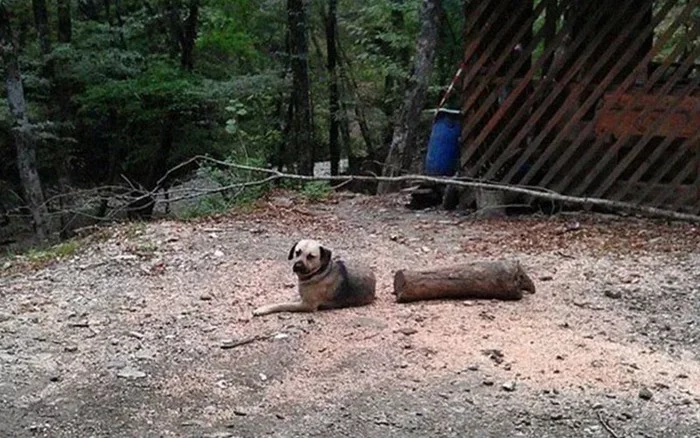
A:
1;190;699;438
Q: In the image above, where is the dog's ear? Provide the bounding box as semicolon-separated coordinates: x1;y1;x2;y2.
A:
288;241;300;260
319;246;332;264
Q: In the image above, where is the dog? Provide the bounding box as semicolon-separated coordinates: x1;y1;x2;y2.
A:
252;239;376;316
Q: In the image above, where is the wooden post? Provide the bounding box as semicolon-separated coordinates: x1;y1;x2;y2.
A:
393;259;535;303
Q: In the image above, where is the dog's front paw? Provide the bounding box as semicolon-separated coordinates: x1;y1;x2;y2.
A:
252;306;268;317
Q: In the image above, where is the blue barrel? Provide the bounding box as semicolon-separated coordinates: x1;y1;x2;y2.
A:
424;109;462;176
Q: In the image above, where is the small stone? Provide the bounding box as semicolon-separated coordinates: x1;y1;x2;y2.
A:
259;373;268;381
233;409;247;416
462;300;476;306
220;339;238;349
502;381;516;392
49;374;61;382
550;413;563;421
134;348;157;361
539;275;553;281
604;289;622;299
0;312;11;323
592;403;604;410
213;250;225;258
466;364;479;371
639;387;653;400
483;378;494;386
273;333;289;340
64;345;78;353
117;367;147;379
398;363;408;369
200;294;213;301
205;433;234;438
396;327;418;336
128;331;144;340
677;373;689;379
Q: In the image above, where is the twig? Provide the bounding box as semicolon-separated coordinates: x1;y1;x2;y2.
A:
597;411;622;438
331;178;354;190
220;334;270;350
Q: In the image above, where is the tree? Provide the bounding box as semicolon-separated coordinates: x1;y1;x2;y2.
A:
377;0;442;194
287;0;313;175
57;0;71;43
0;4;50;240
326;0;340;175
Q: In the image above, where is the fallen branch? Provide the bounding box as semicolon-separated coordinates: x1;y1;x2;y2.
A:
189;155;700;223
220;334;270;350
14;155;700;227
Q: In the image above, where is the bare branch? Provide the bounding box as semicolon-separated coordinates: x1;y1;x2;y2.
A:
190;155;700;223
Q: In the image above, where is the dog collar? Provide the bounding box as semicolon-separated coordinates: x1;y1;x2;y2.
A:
297;259;333;283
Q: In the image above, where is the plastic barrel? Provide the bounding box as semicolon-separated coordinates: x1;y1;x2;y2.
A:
424;109;462;176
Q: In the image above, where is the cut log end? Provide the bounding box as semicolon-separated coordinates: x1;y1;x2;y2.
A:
394;259;536;303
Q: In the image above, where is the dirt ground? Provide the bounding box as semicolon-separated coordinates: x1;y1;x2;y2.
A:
1;191;700;438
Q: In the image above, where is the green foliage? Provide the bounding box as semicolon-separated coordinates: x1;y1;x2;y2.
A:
25;240;80;263
302;180;333;201
0;0;466;226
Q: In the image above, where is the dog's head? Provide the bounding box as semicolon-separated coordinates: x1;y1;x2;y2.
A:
288;239;332;277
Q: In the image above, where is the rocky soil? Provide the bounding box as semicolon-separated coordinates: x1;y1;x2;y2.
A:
1;191;699;438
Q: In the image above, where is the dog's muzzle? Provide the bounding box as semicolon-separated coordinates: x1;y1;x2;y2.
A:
293;261;307;274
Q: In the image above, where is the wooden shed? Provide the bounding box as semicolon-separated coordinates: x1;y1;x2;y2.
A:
458;0;699;214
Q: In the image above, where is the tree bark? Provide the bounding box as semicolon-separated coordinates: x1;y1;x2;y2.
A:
57;0;72;43
0;6;50;240
377;0;442;194
32;0;51;56
288;0;314;175
326;0;340;175
380;0;409;163
393;260;536;303
180;0;199;71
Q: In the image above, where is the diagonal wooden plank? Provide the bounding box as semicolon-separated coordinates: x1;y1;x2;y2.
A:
652;135;700;211
547;2;699;196
458;0;543;142
459;0;530;100
460;0;607;175
493;0;662;186
504;0;683;188
558;45;700;199
634;129;700;207
611;100;700;203
591;72;700;200
474;0;659;183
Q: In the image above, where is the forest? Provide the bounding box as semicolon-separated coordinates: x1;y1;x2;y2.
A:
0;0;465;243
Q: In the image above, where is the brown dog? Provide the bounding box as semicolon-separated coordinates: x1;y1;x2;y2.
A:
252;239;376;316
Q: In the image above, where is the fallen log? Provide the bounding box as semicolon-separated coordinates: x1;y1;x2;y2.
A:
393;259;536;303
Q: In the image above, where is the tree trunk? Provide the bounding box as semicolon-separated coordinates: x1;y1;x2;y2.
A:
326;0;340;175
288;0;314;175
393;260;536;303
32;0;51;56
377;0;442;194
380;0;409;163
57;0;72;43
181;0;199;71
0;6;50;240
